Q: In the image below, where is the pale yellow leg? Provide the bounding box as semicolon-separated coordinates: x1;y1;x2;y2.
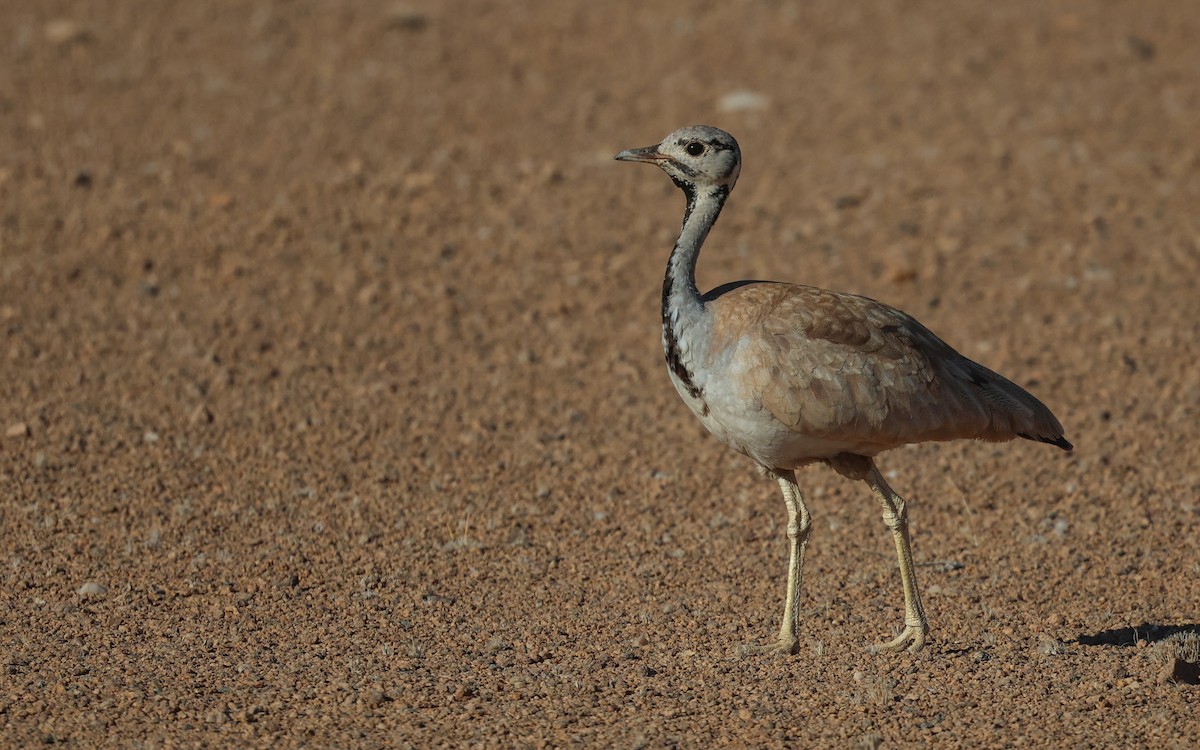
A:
756;469;810;654
863;464;929;653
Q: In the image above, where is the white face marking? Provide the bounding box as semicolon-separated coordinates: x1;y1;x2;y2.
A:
648;126;742;191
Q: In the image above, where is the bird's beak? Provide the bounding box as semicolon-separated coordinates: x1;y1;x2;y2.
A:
614;145;666;164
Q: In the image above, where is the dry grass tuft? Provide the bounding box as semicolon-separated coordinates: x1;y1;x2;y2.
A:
1152;630;1200;685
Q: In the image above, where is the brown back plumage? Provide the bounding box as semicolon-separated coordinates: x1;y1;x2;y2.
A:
705;281;1071;454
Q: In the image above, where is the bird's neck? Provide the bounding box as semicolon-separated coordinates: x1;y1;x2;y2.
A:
661;183;727;399
662;183;728;321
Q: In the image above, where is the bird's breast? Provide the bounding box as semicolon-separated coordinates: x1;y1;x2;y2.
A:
662;323;890;469
662;308;706;407
663;322;766;454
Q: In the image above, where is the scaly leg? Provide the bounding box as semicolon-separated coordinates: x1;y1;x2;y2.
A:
752;469;810;654
863;463;928;653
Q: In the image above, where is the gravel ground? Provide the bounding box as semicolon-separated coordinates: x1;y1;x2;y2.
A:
2;1;1198;746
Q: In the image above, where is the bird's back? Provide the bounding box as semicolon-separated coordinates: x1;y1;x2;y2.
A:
697;281;1069;466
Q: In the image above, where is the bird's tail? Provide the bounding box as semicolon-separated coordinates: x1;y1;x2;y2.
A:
964;362;1072;451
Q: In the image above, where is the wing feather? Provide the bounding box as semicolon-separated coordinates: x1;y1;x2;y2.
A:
704;282;1061;450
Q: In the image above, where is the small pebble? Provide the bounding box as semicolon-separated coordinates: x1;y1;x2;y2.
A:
77;582;107;597
387;7;429;32
718;90;768;113
44;19;90;45
365;689;388;706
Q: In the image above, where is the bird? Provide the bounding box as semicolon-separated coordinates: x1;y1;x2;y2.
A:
614;125;1071;655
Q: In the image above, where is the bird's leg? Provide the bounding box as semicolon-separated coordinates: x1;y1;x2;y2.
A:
750;470;810;655
776;470;811;653
863;464;928;654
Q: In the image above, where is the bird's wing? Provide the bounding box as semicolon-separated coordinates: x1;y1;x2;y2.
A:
706;282;1050;448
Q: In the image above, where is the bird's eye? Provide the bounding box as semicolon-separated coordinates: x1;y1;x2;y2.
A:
685;142;705;156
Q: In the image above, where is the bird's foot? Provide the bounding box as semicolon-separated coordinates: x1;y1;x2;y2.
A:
743;635;800;656
868;623;928;654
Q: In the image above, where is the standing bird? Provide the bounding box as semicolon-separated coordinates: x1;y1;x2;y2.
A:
614;126;1070;654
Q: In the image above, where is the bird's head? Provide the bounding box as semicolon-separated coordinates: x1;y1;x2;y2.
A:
615;125;741;192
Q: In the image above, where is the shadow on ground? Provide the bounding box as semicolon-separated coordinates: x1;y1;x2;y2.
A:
1078;623;1200;647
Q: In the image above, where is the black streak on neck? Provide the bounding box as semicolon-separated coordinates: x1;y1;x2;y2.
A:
661;183;726;409
672;176;697;212
662;268;703;403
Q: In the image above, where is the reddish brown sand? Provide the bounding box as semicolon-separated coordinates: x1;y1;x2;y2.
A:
3;1;1199;747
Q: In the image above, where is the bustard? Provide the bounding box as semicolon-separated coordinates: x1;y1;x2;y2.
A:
615;125;1070;654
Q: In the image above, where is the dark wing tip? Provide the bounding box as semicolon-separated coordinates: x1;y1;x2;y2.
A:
1049;435;1074;452
1019;432;1074;452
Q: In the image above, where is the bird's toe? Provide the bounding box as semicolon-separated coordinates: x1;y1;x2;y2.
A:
868;624;928;655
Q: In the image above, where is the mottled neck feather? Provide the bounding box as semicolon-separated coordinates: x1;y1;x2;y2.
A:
662;184;728;313
661;183;729;399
